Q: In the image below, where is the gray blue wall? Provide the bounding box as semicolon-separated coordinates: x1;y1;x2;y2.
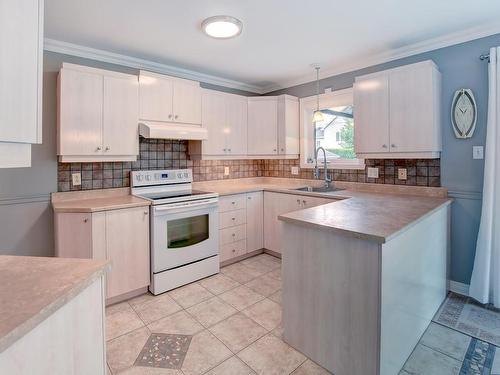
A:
269;33;500;285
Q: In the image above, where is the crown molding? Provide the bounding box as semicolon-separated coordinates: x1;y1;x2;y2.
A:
43;38;265;94
261;22;500;93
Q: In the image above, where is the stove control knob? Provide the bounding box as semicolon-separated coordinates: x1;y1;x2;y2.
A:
177;173;182;178
136;175;143;181
145;175;151;181
184;172;189;178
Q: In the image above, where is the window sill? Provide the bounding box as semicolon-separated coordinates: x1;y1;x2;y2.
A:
300;160;366;170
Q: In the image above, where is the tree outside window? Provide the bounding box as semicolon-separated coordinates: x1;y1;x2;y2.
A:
314;105;355;159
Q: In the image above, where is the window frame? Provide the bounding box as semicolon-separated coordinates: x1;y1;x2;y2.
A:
299;88;365;170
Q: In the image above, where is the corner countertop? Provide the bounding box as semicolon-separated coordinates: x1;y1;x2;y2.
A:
52;187;150;213
193;177;451;244
278;192;451;243
0;256;108;353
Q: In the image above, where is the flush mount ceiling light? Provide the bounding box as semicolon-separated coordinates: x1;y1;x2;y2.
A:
202;16;242;39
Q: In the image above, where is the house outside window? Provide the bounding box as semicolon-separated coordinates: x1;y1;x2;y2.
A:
299;88;364;170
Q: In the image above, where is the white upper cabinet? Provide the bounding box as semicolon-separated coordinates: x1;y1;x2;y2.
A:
58;63;139;162
139;71;201;125
190;89;247;158
277;95;300;155
0;0;43;167
353;72;390;154
353;60;441;158
248;97;278;155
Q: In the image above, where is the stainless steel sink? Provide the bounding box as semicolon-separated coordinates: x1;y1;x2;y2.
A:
294;186;344;193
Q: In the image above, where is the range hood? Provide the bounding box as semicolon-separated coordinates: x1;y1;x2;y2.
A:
139;122;208;140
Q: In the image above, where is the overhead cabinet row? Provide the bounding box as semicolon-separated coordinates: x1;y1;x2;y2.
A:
57;64;300;162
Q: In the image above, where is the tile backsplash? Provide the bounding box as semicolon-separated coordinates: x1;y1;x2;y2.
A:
57;138;440;192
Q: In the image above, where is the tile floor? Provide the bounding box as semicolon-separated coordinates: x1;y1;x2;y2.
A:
105;253;500;375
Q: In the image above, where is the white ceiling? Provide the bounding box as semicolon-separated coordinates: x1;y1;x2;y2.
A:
45;0;500;93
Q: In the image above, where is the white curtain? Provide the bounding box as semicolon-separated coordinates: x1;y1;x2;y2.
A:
469;47;500;307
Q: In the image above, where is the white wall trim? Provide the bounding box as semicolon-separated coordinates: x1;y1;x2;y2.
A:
43;38;265;94
448;280;470;297
262;22;500;93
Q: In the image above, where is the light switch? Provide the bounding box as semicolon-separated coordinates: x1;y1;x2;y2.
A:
72;173;81;186
398;168;407;180
291;166;299;175
224;166;230;176
367;167;379;179
473;146;484;160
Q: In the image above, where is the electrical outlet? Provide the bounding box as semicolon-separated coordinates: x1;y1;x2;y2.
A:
291;166;299;175
398;168;407;180
72;173;81;186
224;166;230;176
473;146;484;160
367;167;379;179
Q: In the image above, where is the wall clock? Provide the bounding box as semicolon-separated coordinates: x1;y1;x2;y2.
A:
451;88;477;139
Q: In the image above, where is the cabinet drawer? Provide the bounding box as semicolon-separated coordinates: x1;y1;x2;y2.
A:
219;209;247;229
220;224;246;245
220;240;247;262
219;194;246;212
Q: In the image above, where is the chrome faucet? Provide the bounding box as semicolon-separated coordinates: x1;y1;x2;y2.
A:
314;147;332;188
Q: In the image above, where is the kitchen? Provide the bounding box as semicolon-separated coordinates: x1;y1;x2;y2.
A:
2;1;500;374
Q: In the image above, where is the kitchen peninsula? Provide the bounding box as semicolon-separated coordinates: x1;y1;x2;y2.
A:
279;190;452;375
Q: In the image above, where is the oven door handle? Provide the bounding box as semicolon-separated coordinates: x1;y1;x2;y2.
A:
154;198;219;212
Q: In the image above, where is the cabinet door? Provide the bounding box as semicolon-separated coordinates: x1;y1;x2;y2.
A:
278;96;299;155
0;0;42;144
139;73;173;122
248;98;278;155
58;68;103;156
103;75;139;156
226;95;248;155
202;90;227;154
54;212;93;258
105;207;150;299
264;192;302;254
353;73;390;154
389;63;441;152
246;192;263;253
173;80;202;125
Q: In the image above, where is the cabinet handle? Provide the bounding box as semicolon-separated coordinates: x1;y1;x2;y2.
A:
168;114;173;119
302;200;307;205
105;146;110;151
228;148;231;152
297;199;301;205
273;149;277;152
83;218;88;223
281;148;284;152
248;197;251;200
232;233;236;237
232;249;236;253
174;115;178;120
231;217;235;221
223;148;227;152
144;211;148;215
231;201;235;205
391;144;397;148
96;146;102;151
382;144;388;149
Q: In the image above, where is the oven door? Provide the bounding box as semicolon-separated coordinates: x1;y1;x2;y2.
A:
151;198;219;273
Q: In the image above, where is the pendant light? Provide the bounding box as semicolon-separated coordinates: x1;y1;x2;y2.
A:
312;66;324;123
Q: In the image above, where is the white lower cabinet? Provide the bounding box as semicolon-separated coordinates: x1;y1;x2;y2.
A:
54;206;150;301
218;191;264;263
264;192;334;254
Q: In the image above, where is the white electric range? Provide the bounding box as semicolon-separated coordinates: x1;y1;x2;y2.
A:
131;169;219;295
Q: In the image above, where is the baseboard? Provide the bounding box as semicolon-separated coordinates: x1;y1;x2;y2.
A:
448;280;470;296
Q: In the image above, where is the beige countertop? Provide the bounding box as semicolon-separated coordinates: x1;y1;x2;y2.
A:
0;256;108;353
52;187;150;213
194;177;451;244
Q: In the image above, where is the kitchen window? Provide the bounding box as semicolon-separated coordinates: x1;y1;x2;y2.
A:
299;88;364;169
